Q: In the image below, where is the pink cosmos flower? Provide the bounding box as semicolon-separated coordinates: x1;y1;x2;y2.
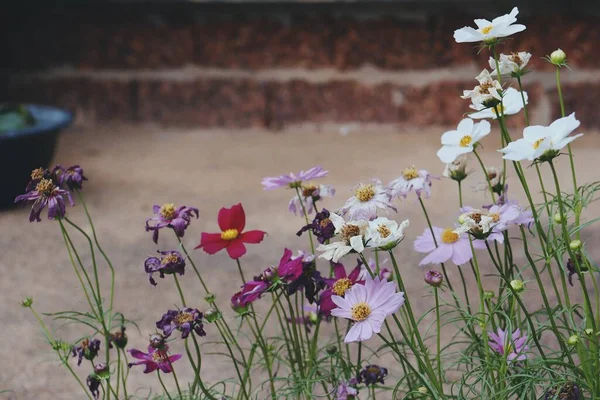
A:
128;345;182;374
488;328;529;362
388;167;437;199
319;261;364;316
231;280;269;312
414;227;473;266
261;166;328;190
340;179;396;221
331;276;404;343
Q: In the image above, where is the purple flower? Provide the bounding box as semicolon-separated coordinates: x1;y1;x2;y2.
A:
488;328;529;362
15;178;74;222
231;281;270;313
297;208;336;244
146;203;199;244
358;365;388;386
128;344;182;374
424;270;444;287
54;164;88;191
336;379;359;400
468;202;533;246
144;250;185;286
156;308;206;339
544;382;583;400
276;248;304;282
287;253;326;304
566;255;584;286
261;166;328;190
288;184;335;216
72;338;101;366
340;180;396;221
25;167;55;191
388;167;437;199
414;227;473;266
86;374;101;399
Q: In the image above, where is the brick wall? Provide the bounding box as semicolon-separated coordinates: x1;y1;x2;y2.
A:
3;4;600;129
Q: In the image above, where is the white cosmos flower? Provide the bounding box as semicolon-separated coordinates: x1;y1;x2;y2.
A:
489;52;532;77
366;217;410;250
388;167;436;199
340;179;396;221
461;70;503;107
317;212;368;263
499;113;583;161
470;88;527;120
437;118;491;163
454;7;526;43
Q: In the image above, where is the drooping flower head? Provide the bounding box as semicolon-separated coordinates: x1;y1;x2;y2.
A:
231;280;270;313
289;184;335;216
489;52;532;78
72;338;101;366
414;227;473;266
54;164;88;191
331;275;404;343
156;308;206;339
195;203;266;259
454;7;526;44
340;179;396;221
128;344;182;374
297;208;336;244
261;166;328;190
488;328;529;362
469;88;528;120
443;154;469;182
388;167;436;199
320;261;364;316
461;70;503;108
358;365;389;386
336;379;359;399
144;250;185;286
109;326;128;349
145;203;199;244
437;119;491;164
317;213;368;263
287;253;326;304
15;176;74;222
366;217;410;250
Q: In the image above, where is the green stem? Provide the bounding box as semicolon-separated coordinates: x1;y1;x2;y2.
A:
168;359;184;399
119;348;129;399
473;149;496;202
173;274;187;307
516;76;530;126
295;187;315;254
157;371;174;400
434;287;443;386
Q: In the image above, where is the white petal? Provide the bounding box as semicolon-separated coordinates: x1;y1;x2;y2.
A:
453;27;482;43
523;125;548;142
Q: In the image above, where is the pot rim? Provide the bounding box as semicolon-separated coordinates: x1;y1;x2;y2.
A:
0;103;73;140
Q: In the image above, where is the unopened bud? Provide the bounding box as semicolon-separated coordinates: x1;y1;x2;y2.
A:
553;213;562;224
417;386;428;394
550;49;567;66
510;279;525;293
484;290;495;300
20;296;33;308
326;345;338;355
149;333;165;349
204;293;216;304
94;363;110;379
569;240;582;251
585;328;594;336
424;270;443;288
567;335;579;346
204;308;221;323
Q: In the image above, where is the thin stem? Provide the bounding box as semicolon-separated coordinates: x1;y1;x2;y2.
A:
434;287;443;386
295;187;315;254
473;149;496;202
516;76;530;126
173;274;187;307
458;180;463;208
169;360;184;400
157;371;174;400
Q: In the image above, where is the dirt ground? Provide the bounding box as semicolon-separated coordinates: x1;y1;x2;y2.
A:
1;123;599;399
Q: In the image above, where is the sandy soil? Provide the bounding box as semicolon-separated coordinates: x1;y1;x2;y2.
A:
1;122;599;399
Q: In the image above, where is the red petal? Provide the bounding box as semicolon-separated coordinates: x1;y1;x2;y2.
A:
348;265;363;281
196;232;228;254
240;230;266;244
332;262;346;279
218;203;245;232
226;239;247;259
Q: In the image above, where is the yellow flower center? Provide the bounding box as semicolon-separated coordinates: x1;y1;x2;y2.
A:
161;254;179;265
351;302;371;322
302;184;318;197
459;136;472;148
159;203;176;219
490;213;500;223
152;350;168;363
31;168;45;180
377;224;392;238
333;278;353;296
174;312;194;325
478;81;494;94
510;52;522;64
441;228;459;244
221;228;239;241
401;166;419;180
481;25;493;34
341;224;361;243
35;179;55;196
532;138;545;149
319;218;332;228
355;184;376;203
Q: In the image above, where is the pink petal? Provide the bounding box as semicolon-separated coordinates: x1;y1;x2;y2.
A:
241;230;266;244
218;203;246;232
419;245;452;266
226;239;247;259
450;240;474;265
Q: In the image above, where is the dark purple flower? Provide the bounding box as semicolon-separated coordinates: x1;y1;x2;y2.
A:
109;326;128;349
144;250;185;286
231;280;270;313
146;203;199;244
54;164;88;191
287;254;326;304
297;208;336;244
566;255;585;286
156;308;206;339
25;167;55;191
544;382;582;400
128;344;182;374
86;374;101;399
358;365;388;386
72;338;101;366
319;261;363;316
15;178;74;222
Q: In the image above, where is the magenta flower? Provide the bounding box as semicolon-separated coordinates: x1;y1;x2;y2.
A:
144;250;185;286
288;184;335;215
262;166;328;190
488;328;529;362
320;261;363;316
15;178;74;222
231;280;269;313
146;203;199;244
414;227;473;266
128;345;182;374
388;167;437;199
277;248;304;282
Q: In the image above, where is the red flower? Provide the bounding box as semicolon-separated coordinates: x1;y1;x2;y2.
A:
195;203;266;259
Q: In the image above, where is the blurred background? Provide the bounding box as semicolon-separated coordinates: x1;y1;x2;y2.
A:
2;1;600;399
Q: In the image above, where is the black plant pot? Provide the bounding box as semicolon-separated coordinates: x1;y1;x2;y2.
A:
0;104;73;209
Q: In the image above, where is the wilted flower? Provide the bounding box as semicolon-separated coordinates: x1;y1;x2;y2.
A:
425;270;443;287
288;184;335;216
456;209;496;239
297;208;336;244
15;178;74;222
454;7;526;44
388;167;436;199
54;165;88;191
317;213;368;263
544;382;582;400
340;180;396;221
144;250;185;286
320;261;364;316
128;344;182;374
196;203;266;259
366;217;410;250
331;275;404;343
336;379;359;399
287;254;326;304
414;227;473;266
461;70;503;108
109;326;128;349
437;119;491;163
262;166;328;190
87;374;101;399
488;328;529;362
443;155;469;182
145;203;199;244
358;365;389;386
464;202;532;244
489;52;531;78
149;333;166;349
485;166;503;192
470;88;528;120
231;280;269;313
156;308;206;339
499;113;583;162
72;338;101;366
25;167;54;191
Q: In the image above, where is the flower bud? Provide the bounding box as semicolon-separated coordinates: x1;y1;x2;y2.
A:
567;334;579;346
510;279;525;293
94;363;110;379
20;296;33;308
204;293;216;304
110;327;128;349
484;290;495;300
424;270;443;288
585;328;594;336
550;49;567;66
553;213;563;224
204;308;221;323
569;240;582;251
149;333;166;349
417;386;428;395
326;345;338;355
